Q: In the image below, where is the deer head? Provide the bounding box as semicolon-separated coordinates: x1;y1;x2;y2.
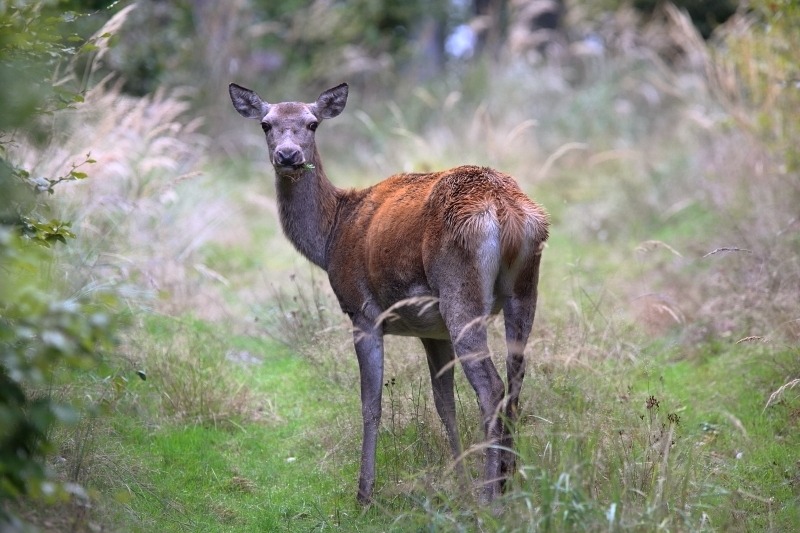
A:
228;83;349;174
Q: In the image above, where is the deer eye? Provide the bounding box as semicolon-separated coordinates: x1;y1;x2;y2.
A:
261;122;272;133
308;121;318;131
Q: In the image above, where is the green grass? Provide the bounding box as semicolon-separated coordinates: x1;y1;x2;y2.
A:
651;346;800;532
95;324;369;532
62;310;794;533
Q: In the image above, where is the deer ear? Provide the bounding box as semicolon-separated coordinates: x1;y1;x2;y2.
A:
229;83;270;119
313;83;348;119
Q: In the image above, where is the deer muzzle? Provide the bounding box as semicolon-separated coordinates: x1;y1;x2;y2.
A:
274;145;304;169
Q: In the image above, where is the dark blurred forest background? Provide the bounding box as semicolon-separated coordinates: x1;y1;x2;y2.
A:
57;0;739;91
32;0;742;108
2;1;799;532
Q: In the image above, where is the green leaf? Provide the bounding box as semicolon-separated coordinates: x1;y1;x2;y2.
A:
69;171;88;179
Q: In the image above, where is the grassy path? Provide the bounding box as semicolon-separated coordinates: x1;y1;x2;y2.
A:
94;317;800;533
108;334;386;533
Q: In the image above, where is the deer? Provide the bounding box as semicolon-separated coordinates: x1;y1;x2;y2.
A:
229;81;548;503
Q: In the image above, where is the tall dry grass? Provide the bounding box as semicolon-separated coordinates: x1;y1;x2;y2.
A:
12;79;248;320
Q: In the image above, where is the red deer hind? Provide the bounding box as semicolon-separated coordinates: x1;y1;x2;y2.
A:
229;82;548;503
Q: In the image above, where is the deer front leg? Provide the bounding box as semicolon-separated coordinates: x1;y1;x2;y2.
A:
352;316;385;504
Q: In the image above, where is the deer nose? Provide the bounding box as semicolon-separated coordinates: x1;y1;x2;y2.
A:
275;148;302;167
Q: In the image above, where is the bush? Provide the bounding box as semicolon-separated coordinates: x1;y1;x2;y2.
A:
0;229;118;530
0;2;120;530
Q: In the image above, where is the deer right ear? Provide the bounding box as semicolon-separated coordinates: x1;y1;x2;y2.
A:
229;83;270;119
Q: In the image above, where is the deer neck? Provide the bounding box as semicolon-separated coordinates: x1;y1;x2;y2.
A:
274;148;340;270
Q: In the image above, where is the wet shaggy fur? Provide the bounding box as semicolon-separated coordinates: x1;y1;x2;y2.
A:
430;166;548;265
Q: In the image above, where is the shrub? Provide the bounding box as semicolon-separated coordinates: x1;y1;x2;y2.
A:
0;2;120;530
0;228;117;531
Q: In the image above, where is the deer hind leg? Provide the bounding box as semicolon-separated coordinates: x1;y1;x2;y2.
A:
438;289;505;503
500;245;543;487
420;338;467;485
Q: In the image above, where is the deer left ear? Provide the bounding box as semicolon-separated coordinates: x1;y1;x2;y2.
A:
313;83;348;119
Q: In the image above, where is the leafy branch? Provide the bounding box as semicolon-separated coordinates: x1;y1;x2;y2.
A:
0;2;126;530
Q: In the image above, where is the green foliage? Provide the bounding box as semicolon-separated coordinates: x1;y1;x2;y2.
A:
1;152;94;246
0;2;122;530
0;1;81;247
92;0;195;96
0;1;91;128
88;0;457;99
0;229;117;530
634;0;738;37
571;0;738;37
729;0;800;172
0;1;99;246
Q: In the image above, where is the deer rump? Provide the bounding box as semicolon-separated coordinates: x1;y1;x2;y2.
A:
326;164;549;337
